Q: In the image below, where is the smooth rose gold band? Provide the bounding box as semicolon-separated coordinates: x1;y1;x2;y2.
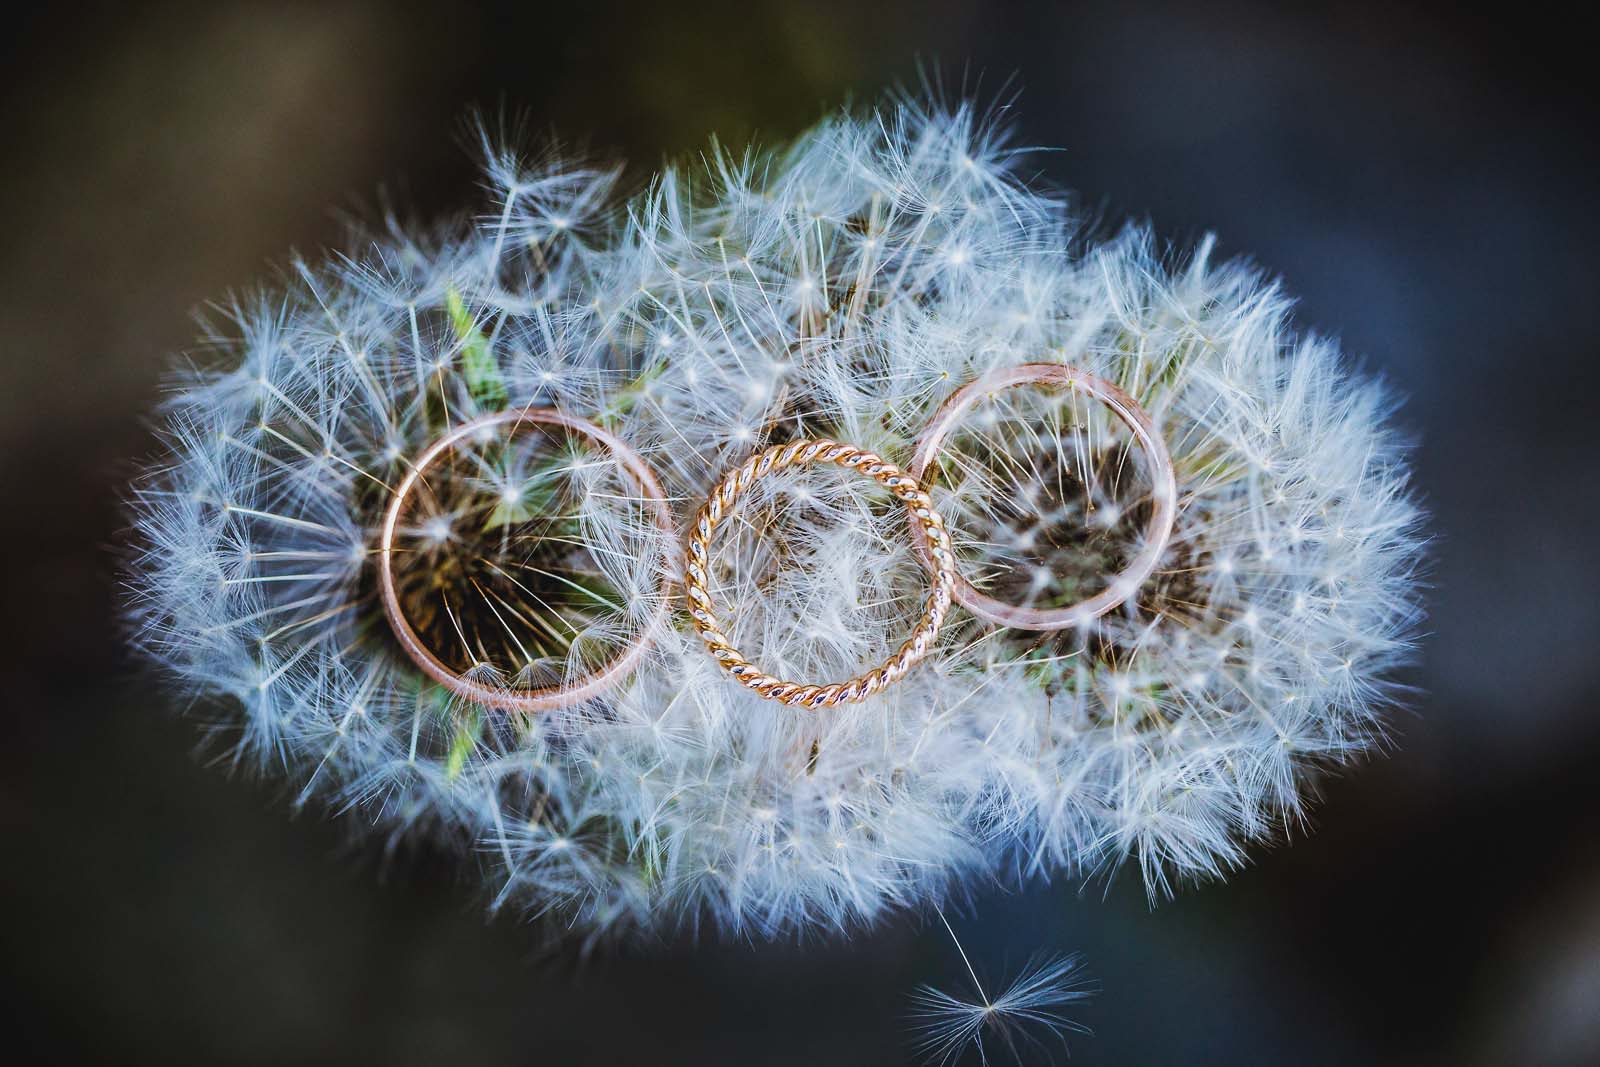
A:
377;407;675;713
908;362;1177;631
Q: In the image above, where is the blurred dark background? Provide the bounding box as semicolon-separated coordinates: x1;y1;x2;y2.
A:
3;2;1595;1063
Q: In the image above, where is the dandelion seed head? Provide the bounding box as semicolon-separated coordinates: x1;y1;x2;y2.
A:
125;94;1424;939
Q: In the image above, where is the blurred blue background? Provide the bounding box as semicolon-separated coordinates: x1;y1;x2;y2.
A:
2;2;1595;1063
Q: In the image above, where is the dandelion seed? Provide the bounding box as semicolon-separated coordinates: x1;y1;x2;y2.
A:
908;911;1094;1066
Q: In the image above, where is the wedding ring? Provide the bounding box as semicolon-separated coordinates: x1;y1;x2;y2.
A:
378;407;675;712
909;362;1177;630
685;439;956;707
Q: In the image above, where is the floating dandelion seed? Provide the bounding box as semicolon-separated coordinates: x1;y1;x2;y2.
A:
908;911;1094;1066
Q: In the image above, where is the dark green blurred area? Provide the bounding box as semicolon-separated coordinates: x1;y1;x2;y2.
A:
3;3;1596;1064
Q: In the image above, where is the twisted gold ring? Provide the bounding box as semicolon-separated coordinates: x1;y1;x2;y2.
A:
909;362;1177;631
685;439;957;707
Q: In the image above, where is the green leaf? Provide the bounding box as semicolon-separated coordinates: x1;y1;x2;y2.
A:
484;494;536;532
445;708;482;781
447;287;508;411
595;358;669;427
481;466;564;533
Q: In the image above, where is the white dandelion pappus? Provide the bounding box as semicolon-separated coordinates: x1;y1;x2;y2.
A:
908;912;1094;1066
611;98;1423;905
125;95;1425;940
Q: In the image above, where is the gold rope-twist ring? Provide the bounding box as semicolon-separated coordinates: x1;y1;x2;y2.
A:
685;439;957;708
